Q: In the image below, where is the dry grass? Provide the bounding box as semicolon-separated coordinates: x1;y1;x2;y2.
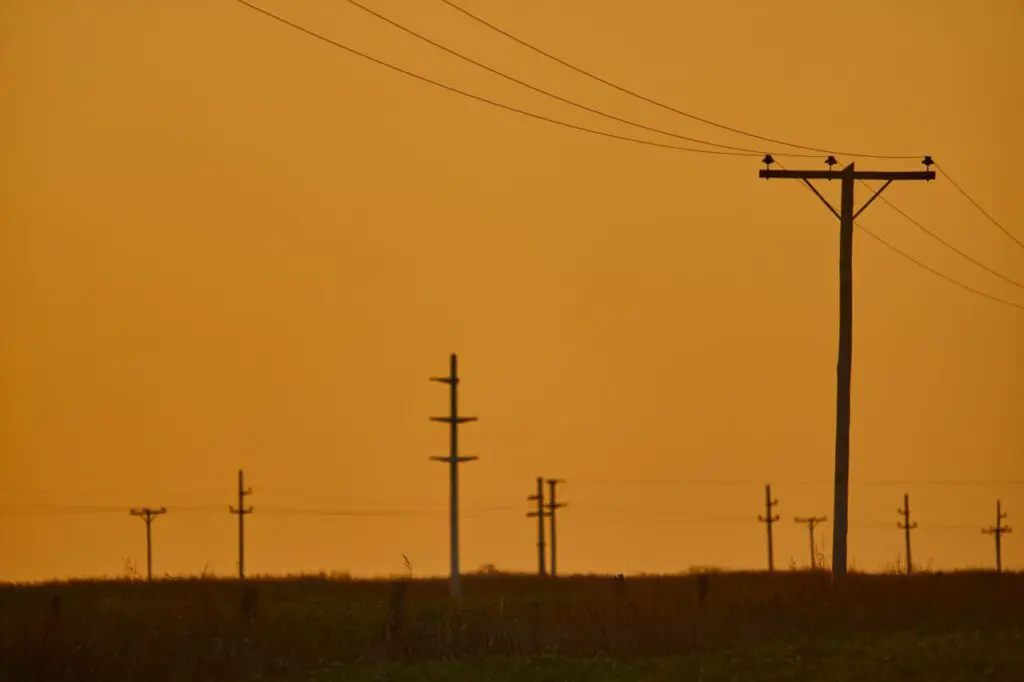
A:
1;570;1021;681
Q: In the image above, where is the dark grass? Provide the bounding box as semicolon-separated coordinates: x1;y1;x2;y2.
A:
1;570;1022;681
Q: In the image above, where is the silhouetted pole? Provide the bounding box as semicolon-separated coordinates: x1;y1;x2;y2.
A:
229;469;254;579
759;155;935;582
982;500;1011;573
526;477;546;576
795;515;827;569
130;507;167;581
897;493;917;575
429;353;478;598
757;484;780;572
546;478;566;577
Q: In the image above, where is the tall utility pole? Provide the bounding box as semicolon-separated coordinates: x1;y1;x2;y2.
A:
429;353;478;599
897;493;917;575
759;155;935;582
526;477;546;576
130;507;167;581
982;500;1011;573
795;515;827;570
757;484;780;572
229;469;254;580
546;478;566;577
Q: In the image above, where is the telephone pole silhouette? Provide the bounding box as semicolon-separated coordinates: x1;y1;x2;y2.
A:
757;484;780;572
129;507;167;581
795;515;827;570
982;500;1011;573
526;477;546;576
430;353;478;598
546;478;566;577
759;155;935;582
897;493;917;575
229;469;253;580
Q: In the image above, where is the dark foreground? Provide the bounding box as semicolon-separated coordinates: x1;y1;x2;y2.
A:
2;571;1022;681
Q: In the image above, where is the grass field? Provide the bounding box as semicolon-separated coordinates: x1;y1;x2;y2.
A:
2;570;1022;681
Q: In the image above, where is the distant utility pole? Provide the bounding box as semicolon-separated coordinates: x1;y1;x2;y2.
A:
229;469;254;580
897;493;917;575
526;477;546;576
130;507;167;581
429;353;478;599
757;484;780;572
759;155;935;583
982;500;1011;573
795;515;827;570
546;478;566;577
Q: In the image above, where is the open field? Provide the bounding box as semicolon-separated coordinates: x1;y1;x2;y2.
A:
2;571;1022;681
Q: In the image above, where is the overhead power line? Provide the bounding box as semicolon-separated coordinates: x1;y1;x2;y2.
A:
858;179;1024;293
343;0;816;157
233;0;765;157
774;161;1024;314
437;0;921;161
937;165;1024;251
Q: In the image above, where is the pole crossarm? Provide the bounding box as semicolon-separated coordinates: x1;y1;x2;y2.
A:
759;169;935;181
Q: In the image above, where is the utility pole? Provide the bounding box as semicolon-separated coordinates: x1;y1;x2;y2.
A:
759;155;935;583
757;484;780;572
897;493;917;575
229;469;254;580
795;515;827;570
429;353;478;599
130;507;167;581
982;500;1011;573
526;477;546;576
546;478;566;577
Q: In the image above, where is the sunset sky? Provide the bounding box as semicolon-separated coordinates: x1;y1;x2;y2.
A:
2;0;1022;582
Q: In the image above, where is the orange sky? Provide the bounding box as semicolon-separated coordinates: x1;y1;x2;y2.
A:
1;0;1022;582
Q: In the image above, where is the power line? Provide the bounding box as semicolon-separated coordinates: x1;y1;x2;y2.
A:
861;179;1024;292
232;0;761;157
937;165;1024;251
436;0;921;161
776;162;1024;313
342;0;816;158
856;218;1024;312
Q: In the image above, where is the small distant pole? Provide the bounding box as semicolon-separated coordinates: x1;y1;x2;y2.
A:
526;477;546;576
897;493;917;575
758;484;780;572
546;479;566;577
429;353;478;599
982;500;1012;573
229;469;254;580
130;507;167;581
795;515;827;570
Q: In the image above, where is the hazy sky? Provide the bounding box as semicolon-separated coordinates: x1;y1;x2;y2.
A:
2;0;1022;581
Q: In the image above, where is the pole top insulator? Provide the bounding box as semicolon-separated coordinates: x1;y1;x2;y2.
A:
762;154;775;170
922;155;934;169
825;155;838;169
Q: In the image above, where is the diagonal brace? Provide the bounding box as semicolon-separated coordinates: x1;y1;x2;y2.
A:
853;179;893;220
801;179;840;220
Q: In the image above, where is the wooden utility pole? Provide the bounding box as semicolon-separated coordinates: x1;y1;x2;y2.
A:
430;353;478;598
795;515;827;570
546;478;566;577
229;469;254;579
757;484;780;572
526;477;546;576
130;507;167;581
758;155;935;582
982;500;1011;573
897;493;917;575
